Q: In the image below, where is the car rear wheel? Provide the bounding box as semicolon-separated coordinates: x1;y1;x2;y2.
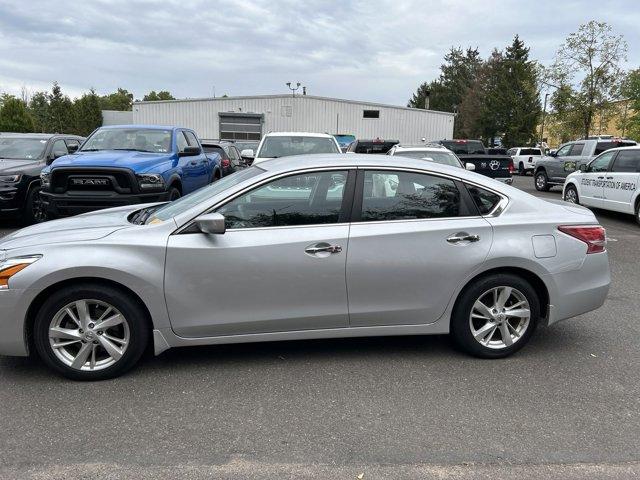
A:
635;199;640;226
564;185;579;204
534;171;550;191
33;284;149;380
450;274;539;358
23;185;47;225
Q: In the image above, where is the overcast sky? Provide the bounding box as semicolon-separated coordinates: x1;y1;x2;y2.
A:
0;0;638;106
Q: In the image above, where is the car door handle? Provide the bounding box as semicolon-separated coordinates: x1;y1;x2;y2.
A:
305;243;342;254
446;233;480;244
597;176;605;179
605;176;613;179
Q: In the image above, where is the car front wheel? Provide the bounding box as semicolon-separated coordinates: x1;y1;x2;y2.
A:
564;185;579;204
450;274;539;358
33;284;149;380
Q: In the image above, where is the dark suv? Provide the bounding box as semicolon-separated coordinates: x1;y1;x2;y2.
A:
200;140;245;176
0;133;84;223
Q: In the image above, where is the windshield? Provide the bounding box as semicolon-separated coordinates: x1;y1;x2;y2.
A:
0;137;48;160
394;150;463;167
81;128;173;153
257;136;339;158
147;166;264;223
441;140;486;155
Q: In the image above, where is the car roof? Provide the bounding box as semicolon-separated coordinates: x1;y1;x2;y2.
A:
263;132;335;138
99;124;180;131
393;145;449;151
257;153;497;183
0;132;81;139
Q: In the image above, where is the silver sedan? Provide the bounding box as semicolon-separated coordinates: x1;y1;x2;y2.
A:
0;154;610;380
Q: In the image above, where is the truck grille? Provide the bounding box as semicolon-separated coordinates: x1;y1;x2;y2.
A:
50;168;136;194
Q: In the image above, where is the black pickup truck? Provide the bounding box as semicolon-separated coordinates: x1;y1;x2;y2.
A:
435;139;513;184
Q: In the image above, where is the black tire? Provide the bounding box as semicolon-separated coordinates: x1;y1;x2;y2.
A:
23;184;48;225
518;162;525;176
450;273;540;359
534;171;550;191
563;184;579;204
635;199;640;227
213;170;221;183
33;283;150;380
168;186;181;201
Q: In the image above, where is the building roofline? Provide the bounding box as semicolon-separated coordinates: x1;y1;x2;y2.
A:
134;94;456;117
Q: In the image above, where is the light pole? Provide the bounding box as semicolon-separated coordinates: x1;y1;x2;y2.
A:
286;82;301;97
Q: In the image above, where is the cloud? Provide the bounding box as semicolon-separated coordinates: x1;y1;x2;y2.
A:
0;0;638;105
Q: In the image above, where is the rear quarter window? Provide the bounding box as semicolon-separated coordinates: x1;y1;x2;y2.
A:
466;185;502;215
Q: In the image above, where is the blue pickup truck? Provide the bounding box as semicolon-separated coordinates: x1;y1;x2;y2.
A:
40;125;222;217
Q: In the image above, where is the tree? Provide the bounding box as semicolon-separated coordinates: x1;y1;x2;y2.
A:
0;96;35;132
547;21;627;139
47;82;74;133
498;36;541;147
143;90;175;101
100;88;134;111
28;91;50;133
408;47;482;137
620;68;640;140
73;89;103;136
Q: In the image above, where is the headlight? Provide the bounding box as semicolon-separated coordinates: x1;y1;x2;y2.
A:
0;174;21;183
136;173;165;190
40;172;51;189
0;255;41;289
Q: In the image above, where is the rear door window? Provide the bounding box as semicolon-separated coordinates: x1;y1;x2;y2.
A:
569;143;585;156
359;170;461;221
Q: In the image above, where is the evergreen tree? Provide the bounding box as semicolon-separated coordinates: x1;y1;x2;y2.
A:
0;96;35;132
498;35;541;147
73;89;103;136
47;82;74;133
28;91;50;133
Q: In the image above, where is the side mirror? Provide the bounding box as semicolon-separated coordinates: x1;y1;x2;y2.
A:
240;149;255;158
579;164;588;172
67;144;79;153
548;151;557;157
465;163;476;171
179;146;202;157
194;212;226;234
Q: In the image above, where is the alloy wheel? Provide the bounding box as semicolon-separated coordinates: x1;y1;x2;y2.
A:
48;299;130;371
564;188;578;204
535;174;546;189
469;286;531;350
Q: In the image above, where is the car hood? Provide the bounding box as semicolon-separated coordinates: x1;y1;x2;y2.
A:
51;151;174;173
0;204;145;250
0;158;39;172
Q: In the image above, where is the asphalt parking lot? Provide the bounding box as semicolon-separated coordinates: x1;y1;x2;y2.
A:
1;175;639;479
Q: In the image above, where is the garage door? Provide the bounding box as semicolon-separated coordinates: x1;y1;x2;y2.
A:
219;112;263;141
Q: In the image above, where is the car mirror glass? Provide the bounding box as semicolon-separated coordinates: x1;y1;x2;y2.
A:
194;212;226;234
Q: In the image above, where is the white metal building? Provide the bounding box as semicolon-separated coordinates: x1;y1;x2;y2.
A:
132;95;455;143
101;110;133;126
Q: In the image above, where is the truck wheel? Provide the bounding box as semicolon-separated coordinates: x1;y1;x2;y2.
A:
635;199;640;227
168;186;181;201
23;185;48;225
534;171;550;192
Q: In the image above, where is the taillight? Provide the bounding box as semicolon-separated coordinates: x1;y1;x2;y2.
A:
508;160;514;174
558;225;606;254
221;158;230;168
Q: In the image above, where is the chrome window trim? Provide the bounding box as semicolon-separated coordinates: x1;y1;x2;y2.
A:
173;164;510;234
